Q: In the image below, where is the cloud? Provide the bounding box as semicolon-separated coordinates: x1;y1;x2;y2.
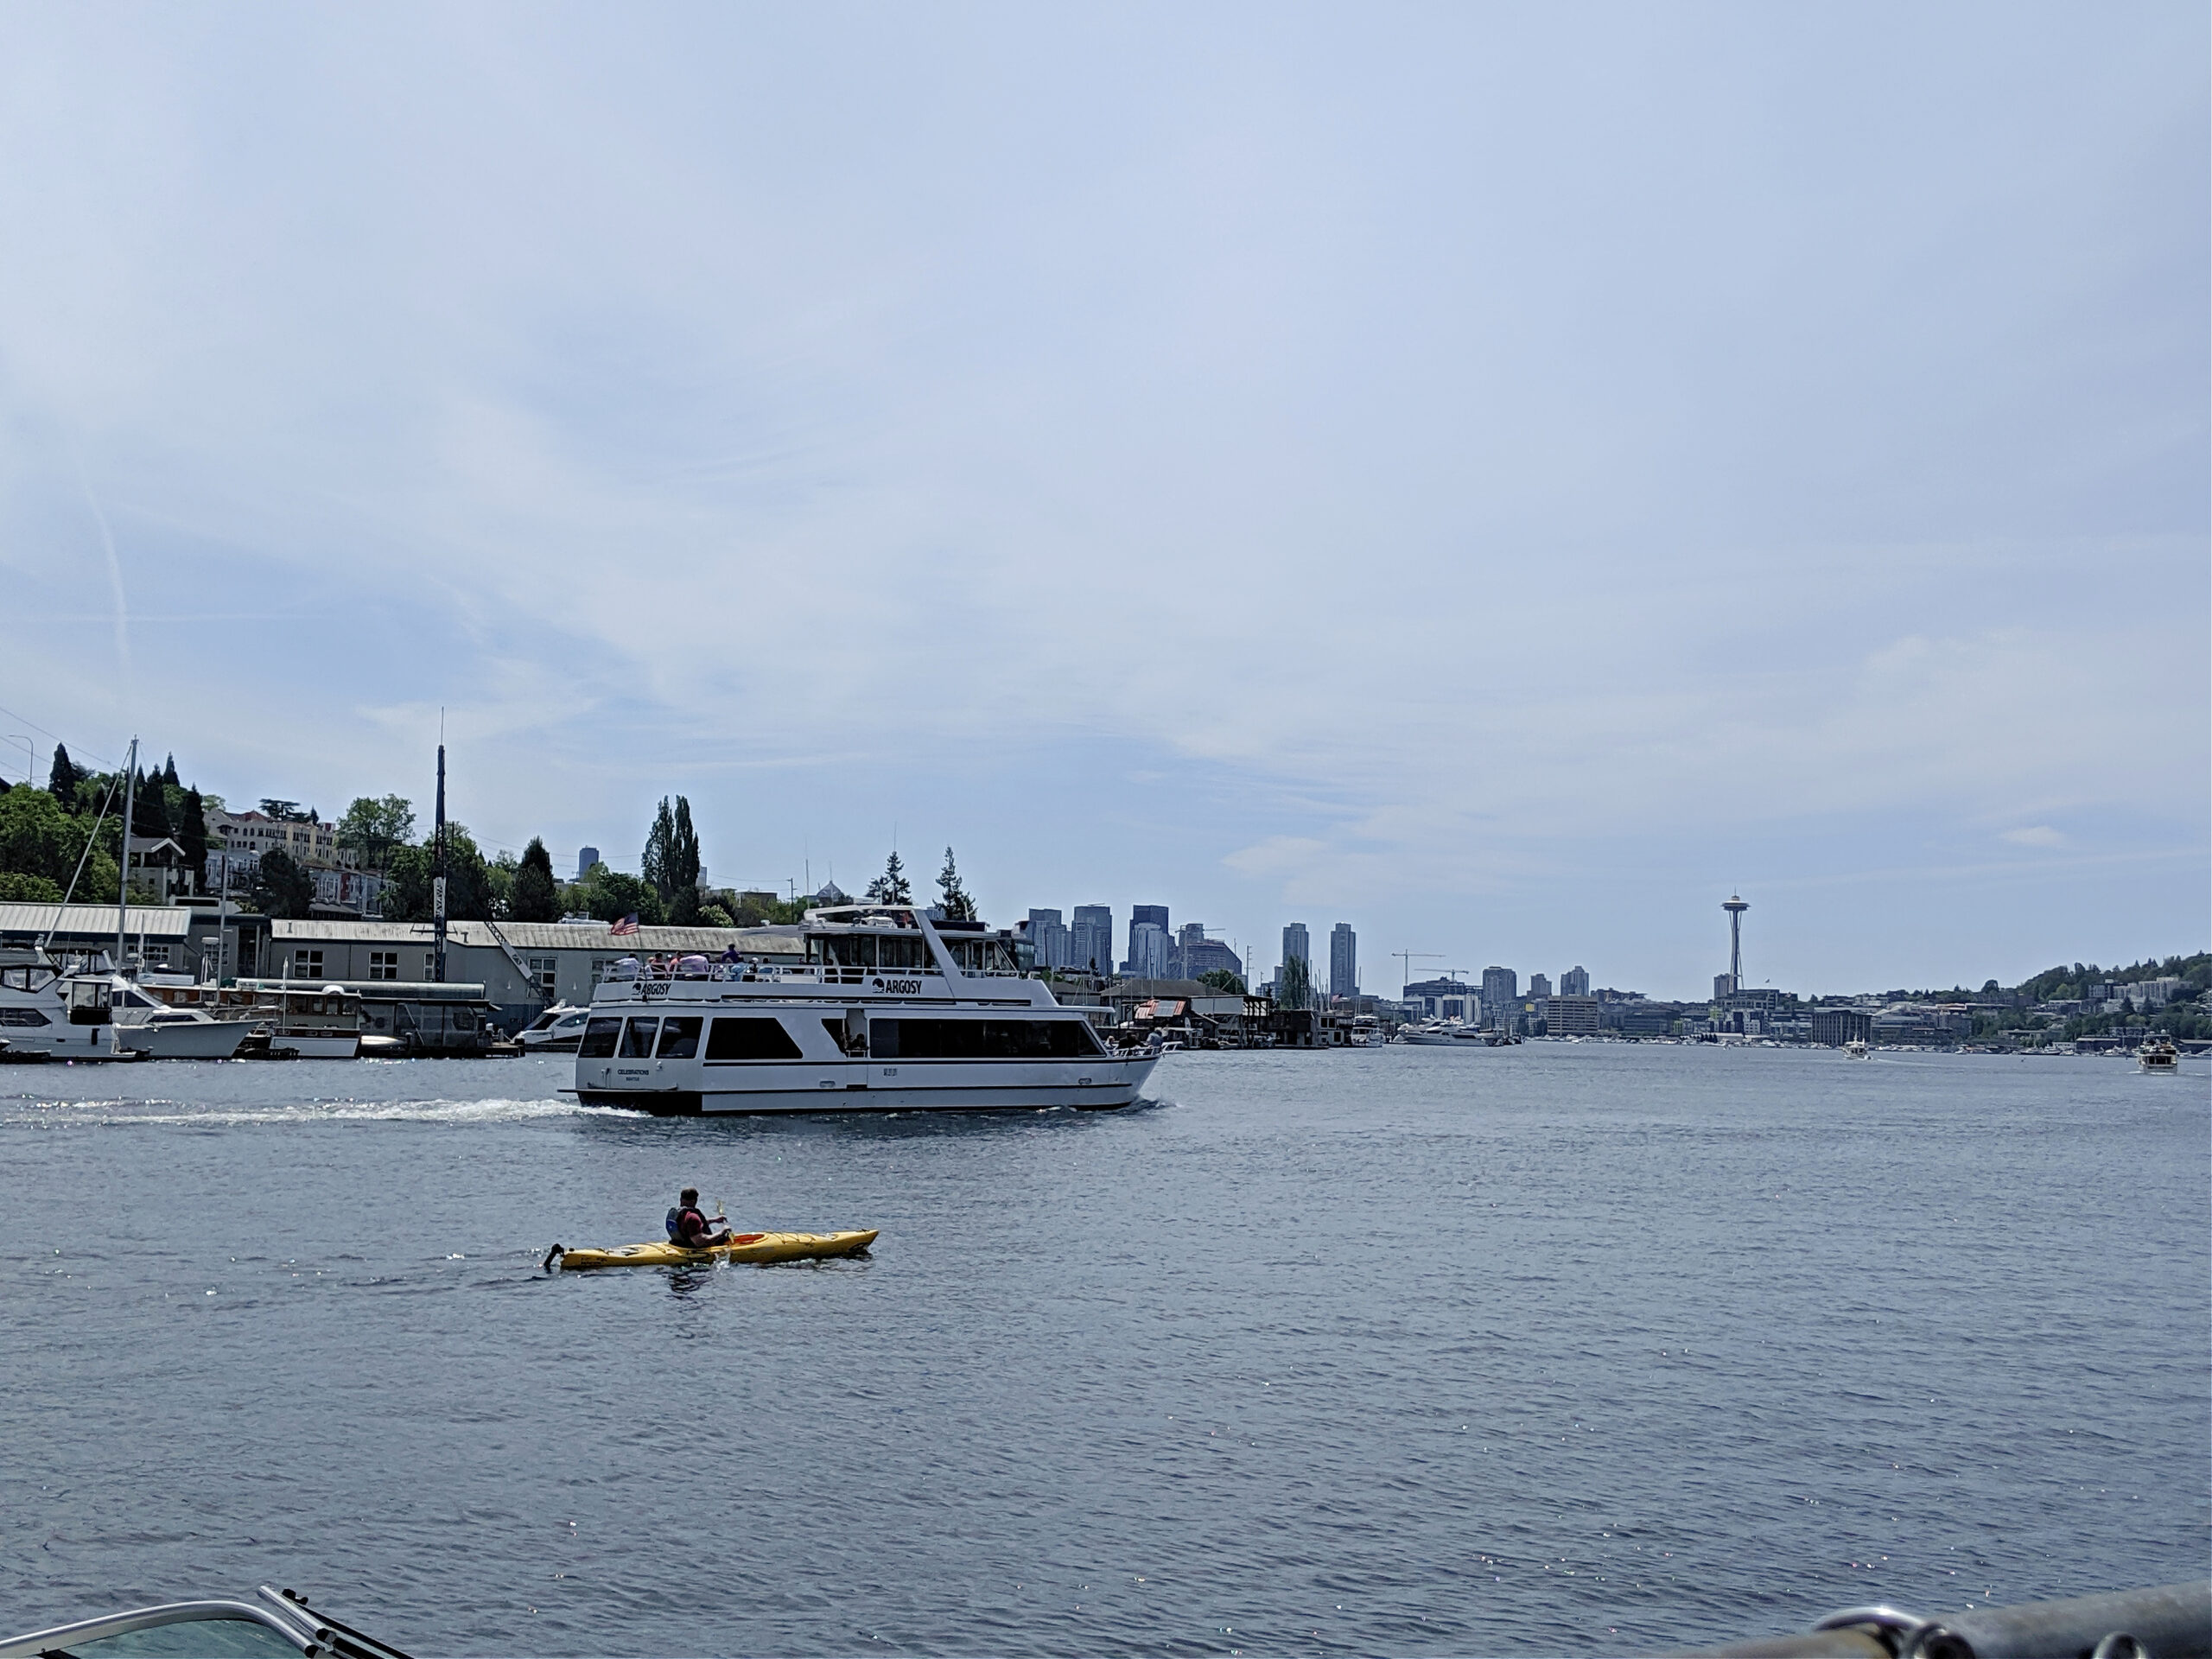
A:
2000;826;2069;849
0;4;2203;993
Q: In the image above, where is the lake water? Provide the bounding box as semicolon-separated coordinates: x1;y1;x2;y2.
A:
1;1045;2204;1656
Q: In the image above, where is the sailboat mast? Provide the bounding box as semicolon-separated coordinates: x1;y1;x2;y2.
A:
433;742;448;982
114;736;138;973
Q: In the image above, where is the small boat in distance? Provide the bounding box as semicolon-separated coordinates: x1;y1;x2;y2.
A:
1845;1039;1869;1058
1395;1020;1516;1047
2137;1039;2179;1075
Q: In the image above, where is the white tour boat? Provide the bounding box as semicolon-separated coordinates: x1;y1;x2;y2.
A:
572;905;1159;1114
2137;1039;2179;1075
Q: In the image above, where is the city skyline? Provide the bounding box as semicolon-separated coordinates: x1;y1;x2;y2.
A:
3;6;2202;1000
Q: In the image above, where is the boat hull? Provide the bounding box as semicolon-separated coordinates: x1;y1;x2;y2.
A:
270;1033;361;1058
0;1024;134;1059
117;1019;257;1059
553;1229;878;1270
577;1070;1151;1115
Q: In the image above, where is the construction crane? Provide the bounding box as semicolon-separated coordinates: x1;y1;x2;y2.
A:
1392;950;1443;995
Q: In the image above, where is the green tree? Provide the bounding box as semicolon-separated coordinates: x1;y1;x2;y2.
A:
865;849;912;905
378;825;495;922
936;846;976;921
337;795;416;874
1277;955;1313;1010
698;902;736;928
642;796;703;920
177;789;209;884
0;871;63;902
252;849;318;918
130;767;172;839
511;837;560;922
485;850;517;918
0;785;81;887
572;863;664;926
1200;968;1247;995
642;798;674;898
47;744;78;799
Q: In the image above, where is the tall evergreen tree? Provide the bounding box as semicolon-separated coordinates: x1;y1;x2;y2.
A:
131;769;172;839
511;837;560;923
252;849;317;919
864;849;912;905
642;797;676;901
936;845;976;921
48;744;78;798
178;789;209;885
161;753;181;788
667;798;702;924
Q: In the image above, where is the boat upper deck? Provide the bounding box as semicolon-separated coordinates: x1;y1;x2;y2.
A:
589;905;1058;1009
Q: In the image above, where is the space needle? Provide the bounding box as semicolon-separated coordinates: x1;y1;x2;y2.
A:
1721;893;1749;995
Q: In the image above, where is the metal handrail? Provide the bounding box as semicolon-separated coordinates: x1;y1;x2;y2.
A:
0;1599;312;1659
1671;1580;2209;1659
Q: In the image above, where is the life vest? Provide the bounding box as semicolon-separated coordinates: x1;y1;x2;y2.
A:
668;1205;706;1243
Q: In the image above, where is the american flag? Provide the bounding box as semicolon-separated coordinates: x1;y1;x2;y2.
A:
610;912;639;937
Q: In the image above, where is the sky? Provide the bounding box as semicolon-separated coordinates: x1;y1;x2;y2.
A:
1;2;2204;1000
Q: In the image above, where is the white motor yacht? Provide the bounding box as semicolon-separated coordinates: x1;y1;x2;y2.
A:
518;1001;592;1052
573;905;1158;1114
99;976;259;1058
1395;1020;1515;1047
2137;1039;2180;1075
0;954;135;1060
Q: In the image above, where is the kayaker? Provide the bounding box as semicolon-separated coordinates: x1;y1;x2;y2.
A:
666;1187;733;1249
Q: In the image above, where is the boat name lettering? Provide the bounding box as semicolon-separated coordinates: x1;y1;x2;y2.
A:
873;978;922;994
637;982;669;1001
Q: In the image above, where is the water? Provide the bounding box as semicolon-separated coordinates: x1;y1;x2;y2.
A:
1;1046;2203;1656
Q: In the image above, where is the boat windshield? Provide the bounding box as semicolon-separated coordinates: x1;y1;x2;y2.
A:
46;1618;306;1658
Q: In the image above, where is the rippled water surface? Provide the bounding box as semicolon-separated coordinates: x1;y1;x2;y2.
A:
1;1046;2204;1656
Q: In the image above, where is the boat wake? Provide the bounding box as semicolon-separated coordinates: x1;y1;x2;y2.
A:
0;1094;628;1128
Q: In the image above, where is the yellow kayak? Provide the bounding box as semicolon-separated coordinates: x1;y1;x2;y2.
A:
547;1229;878;1272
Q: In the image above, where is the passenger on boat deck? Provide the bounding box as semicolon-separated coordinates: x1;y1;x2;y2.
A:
671;1187;732;1249
719;944;741;963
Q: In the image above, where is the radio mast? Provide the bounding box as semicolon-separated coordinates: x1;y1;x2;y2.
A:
432;739;448;982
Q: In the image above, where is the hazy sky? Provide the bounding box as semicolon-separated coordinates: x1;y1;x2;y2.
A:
3;3;2204;998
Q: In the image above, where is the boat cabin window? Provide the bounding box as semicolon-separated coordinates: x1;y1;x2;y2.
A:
619;1017;660;1058
578;1017;621;1058
705;1016;804;1061
876;935;927;971
0;1007;53;1027
947;938;1020;976
871;1017;1103;1058
810;934;875;969
656;1016;702;1058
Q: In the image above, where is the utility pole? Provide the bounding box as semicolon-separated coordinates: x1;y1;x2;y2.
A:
432;737;448;983
1392;950;1442;996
